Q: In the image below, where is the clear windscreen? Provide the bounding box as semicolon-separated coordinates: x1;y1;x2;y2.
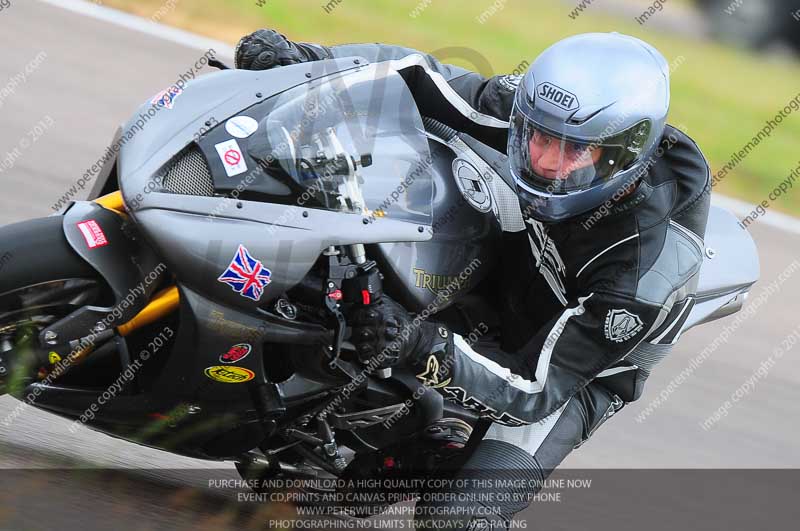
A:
259;65;433;226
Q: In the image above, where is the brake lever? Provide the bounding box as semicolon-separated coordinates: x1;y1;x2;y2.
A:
208;58;232;70
324;294;346;363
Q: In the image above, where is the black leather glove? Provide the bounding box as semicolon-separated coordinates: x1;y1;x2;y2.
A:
349;297;408;367
234;29;326;70
350;297;453;381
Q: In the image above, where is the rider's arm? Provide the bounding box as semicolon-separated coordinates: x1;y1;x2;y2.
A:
442;286;667;426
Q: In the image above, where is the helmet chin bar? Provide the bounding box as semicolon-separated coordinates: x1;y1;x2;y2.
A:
514;162;646;224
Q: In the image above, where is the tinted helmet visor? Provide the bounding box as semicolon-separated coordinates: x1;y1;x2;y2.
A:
509;106;652;195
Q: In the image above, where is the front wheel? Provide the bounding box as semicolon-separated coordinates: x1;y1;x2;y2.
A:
0;216;107;395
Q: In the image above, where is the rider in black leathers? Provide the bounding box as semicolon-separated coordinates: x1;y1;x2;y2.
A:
235;29;711;530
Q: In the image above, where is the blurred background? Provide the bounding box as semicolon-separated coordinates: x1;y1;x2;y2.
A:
97;0;800;216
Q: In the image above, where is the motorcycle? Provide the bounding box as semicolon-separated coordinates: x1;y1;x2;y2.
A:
0;56;759;515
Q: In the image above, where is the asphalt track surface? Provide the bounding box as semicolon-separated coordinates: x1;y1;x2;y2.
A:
0;1;798;530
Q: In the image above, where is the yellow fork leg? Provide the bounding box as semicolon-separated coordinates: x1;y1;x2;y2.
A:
92;193;180;335
42;287;180;380
91;192;180;334
94;191;125;214
117;286;180;337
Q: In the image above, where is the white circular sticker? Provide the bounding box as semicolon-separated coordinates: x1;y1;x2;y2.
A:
225;116;259;139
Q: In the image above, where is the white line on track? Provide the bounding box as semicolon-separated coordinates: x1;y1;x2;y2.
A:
37;0;800;237
711;194;800;236
37;0;235;57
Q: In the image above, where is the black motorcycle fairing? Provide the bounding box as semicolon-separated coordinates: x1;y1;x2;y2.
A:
21;277;475;461
22;282;333;460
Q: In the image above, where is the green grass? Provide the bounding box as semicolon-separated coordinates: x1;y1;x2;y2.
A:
103;0;800;215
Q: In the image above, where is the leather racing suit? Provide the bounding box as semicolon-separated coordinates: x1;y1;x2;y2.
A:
275;40;712;529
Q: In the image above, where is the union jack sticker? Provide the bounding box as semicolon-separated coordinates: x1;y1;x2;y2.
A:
151;85;183;110
217;245;272;302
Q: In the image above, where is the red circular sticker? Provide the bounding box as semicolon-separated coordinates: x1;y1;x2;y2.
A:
220;343;252;364
224;149;241;166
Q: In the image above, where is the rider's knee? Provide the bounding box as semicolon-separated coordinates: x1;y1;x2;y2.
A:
414;439;540;531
